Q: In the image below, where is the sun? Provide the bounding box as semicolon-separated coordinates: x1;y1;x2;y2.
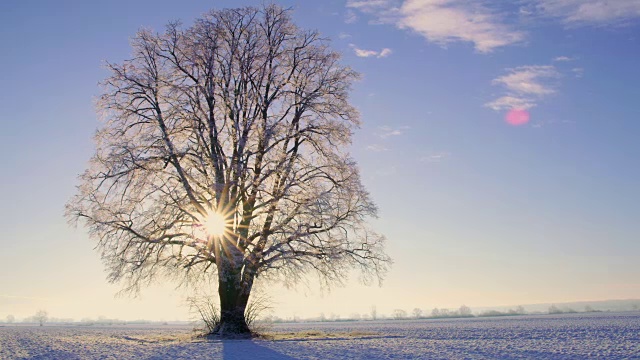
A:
201;212;227;236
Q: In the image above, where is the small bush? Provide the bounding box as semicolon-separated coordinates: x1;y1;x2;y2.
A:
245;291;274;334
188;290;273;335
188;296;220;334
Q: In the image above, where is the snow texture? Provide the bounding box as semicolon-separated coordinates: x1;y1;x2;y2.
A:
1;312;639;359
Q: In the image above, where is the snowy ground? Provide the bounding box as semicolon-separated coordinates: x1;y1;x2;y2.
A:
1;312;639;359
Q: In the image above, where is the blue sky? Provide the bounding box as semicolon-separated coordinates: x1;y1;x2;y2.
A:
1;0;639;320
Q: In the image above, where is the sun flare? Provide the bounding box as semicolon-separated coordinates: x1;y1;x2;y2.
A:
201;212;227;236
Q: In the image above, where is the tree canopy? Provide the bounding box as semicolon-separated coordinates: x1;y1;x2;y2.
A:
67;4;390;335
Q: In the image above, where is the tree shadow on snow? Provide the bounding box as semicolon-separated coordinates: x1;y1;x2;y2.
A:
222;340;296;360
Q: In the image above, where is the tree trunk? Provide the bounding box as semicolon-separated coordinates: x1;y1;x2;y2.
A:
209;229;257;337
212;278;251;337
211;248;253;337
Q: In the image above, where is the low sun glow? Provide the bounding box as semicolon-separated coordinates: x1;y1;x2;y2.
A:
505;108;530;126
202;212;227;236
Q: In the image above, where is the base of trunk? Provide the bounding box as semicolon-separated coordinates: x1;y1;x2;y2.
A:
208;323;252;338
208;312;252;338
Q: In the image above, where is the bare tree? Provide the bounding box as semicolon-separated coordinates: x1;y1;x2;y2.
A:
548;305;562;314
458;305;472;316
370;305;377;320
319;312;326;322
34;310;48;327
412;308;422;319
392;309;407;320
508;305;526;315
67;5;390;336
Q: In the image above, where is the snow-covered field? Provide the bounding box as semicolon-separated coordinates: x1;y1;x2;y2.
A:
1;312;639;359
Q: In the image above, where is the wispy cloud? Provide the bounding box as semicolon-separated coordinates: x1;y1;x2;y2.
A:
347;0;525;53
537;0;640;25
379;48;393;57
345;9;359;23
571;67;584;78
485;96;537;111
486;65;560;111
492;65;559;96
531;117;577;128
553;55;574;62
376;125;409;138
420;151;451;163
397;0;526;53
366;144;389;152
353;47;378;57
350;44;393;58
347;0;394;12
347;1;640;53
365;126;408;152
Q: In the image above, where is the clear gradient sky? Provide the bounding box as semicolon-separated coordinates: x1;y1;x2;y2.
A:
1;0;639;321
